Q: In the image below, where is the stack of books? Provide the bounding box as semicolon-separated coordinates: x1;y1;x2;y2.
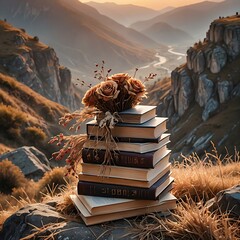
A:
71;105;176;226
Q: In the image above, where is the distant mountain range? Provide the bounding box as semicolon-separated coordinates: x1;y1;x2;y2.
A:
131;0;240;40
141;22;193;45
0;0;159;79
86;2;174;27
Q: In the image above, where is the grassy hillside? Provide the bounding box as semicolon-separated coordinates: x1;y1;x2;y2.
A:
0;71;69;157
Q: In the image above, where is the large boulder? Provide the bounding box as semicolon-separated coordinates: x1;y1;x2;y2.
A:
196;74;214;107
207;185;240;219
0;203;135;240
0;146;51;181
218;80;233;103
202;98;219;121
210;46;227;73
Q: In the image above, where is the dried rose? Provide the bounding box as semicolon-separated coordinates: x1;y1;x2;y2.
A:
125;78;146;97
96;80;120;101
82;85;98;107
109;73;130;85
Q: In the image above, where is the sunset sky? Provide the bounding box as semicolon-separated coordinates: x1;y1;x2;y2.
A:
81;0;223;9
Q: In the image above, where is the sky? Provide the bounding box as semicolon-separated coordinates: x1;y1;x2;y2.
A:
81;0;223;10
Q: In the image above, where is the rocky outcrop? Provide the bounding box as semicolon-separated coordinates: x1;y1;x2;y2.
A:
156;15;240;158
0;21;79;110
0;146;51;181
165;15;240;121
0;203;135;240
207;185;240;219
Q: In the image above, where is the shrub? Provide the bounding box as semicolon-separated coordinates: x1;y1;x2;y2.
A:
0;160;28;194
23;126;47;143
37;167;75;197
0;104;25;130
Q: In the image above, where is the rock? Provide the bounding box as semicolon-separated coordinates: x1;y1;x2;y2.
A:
0;146;51;181
206;185;240;219
13;34;26;46
210;46;227;73
171;68;194;117
0;203;136;240
193;132;213;152
194;50;205;74
196;74;214;107
218;80;233;103
232;83;240;97
202;98;219;121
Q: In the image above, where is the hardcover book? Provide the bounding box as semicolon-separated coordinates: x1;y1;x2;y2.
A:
77;172;174;200
84;134;170;154
81;150;171;181
77;183;174;215
78;164;171;188
70;192;176;225
117;105;156;124
82;144;169;168
86;117;168;139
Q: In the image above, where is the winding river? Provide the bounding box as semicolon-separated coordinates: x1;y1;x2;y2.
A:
139;46;186;75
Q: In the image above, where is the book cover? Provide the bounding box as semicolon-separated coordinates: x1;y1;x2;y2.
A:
70;192;176;225
86;117;167;139
77;172;174;200
117;105;156;124
78;164;171;188
84;134;170;154
83;138;169;166
81;150;171;181
78;183;173;215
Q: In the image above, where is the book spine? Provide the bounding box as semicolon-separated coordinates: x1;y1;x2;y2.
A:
77;181;157;200
82;148;154;168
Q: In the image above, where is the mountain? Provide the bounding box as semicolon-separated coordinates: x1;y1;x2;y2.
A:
0;0;158;79
85;2;160;27
130;0;240;40
0;68;69;157
0;20;80;110
141;22;193;45
146;15;240;158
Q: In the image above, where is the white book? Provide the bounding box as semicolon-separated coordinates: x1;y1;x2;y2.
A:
70;192;176;226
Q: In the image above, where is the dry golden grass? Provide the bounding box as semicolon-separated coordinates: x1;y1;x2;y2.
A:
172;145;240;201
0;146;239;238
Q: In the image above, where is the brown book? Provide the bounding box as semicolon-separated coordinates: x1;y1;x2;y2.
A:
86;117;167;139
77;171;174;200
82;143;169;168
70;191;176;226
81;150;171;181
78;163;171;188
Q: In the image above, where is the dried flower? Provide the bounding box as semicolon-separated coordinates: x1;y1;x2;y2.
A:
82;85;98;107
109;73;130;85
125;78;146;98
96;80;120;102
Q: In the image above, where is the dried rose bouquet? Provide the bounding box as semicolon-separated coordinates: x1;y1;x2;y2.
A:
50;65;156;175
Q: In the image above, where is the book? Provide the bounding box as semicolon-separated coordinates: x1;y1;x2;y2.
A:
82;143;169;168
81;150;171;181
117;105;156;124
89;135;162;143
70;192;176;225
77;172;174;200
78;163;171;188
86;117;168;139
97;105;156;124
77;183;173;215
84;134;170;154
